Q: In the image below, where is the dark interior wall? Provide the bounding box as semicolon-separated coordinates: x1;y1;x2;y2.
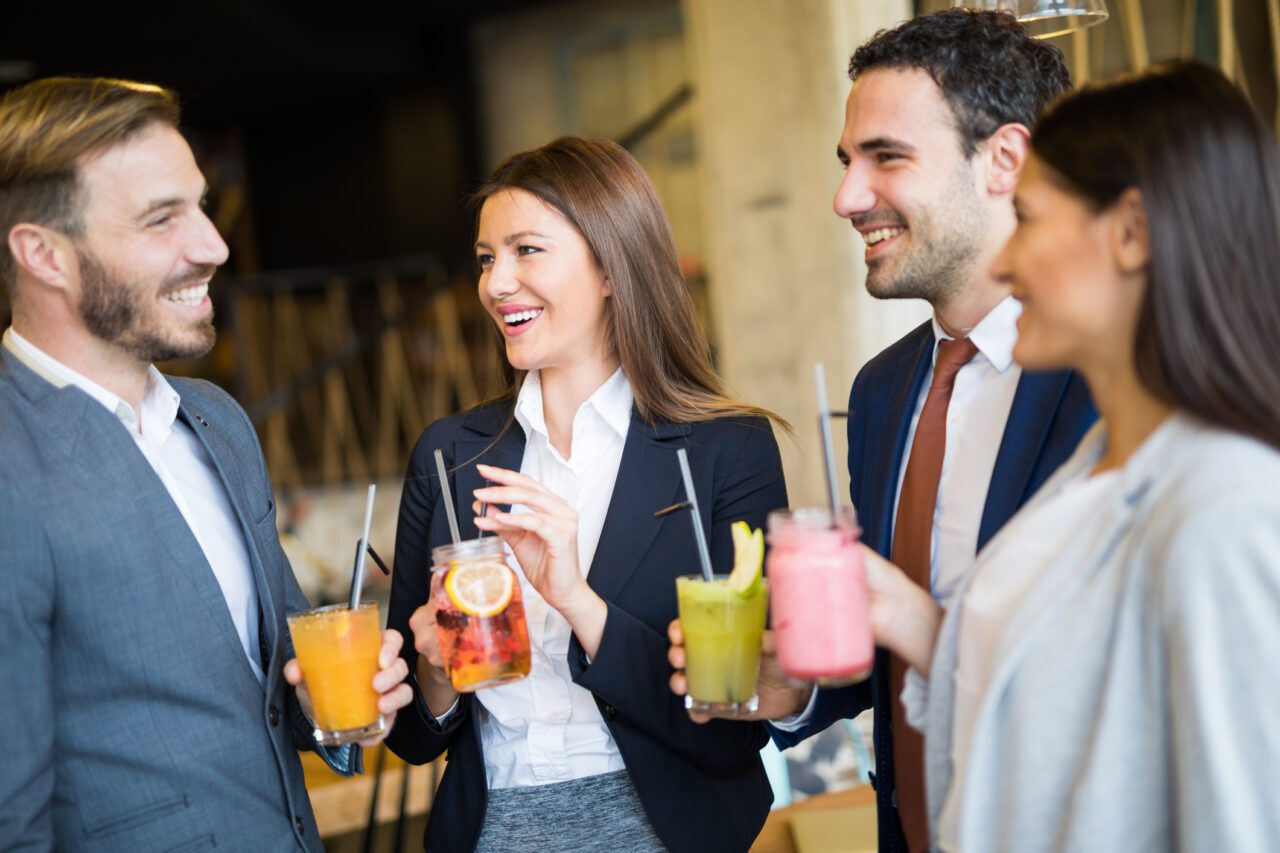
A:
0;1;506;276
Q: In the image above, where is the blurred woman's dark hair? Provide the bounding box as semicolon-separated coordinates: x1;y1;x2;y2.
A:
1033;59;1280;450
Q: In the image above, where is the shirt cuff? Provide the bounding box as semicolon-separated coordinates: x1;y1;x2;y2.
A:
409;670;460;729
430;696;461;725
770;684;819;732
902;667;929;732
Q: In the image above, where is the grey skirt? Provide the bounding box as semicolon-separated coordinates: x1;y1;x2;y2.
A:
473;770;666;852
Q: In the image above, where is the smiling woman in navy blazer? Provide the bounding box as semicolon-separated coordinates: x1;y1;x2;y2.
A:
385;137;788;853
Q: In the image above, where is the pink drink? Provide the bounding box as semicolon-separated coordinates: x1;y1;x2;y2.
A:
767;508;873;685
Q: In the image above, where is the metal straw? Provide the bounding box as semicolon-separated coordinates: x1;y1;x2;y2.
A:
434;449;462;545
347;483;377;609
814;363;843;523
676;448;715;581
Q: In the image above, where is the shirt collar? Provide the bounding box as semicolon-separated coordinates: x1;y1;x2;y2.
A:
514;367;633;442
929;295;1021;373
3;326;181;437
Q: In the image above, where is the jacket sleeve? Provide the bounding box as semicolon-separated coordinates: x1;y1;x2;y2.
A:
572;418;789;777
768;367;878;749
384;427;471;765
0;483;56;850
768;679;875;748
1156;494;1280;852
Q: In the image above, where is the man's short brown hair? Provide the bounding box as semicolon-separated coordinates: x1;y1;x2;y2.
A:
0;77;180;293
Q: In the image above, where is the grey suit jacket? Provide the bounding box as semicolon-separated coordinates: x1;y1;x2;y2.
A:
919;415;1280;852
0;341;355;852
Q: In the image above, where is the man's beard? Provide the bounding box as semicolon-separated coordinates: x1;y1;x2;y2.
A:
858;169;988;307
78;250;217;363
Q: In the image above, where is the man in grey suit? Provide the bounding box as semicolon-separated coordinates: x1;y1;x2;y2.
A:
0;77;412;851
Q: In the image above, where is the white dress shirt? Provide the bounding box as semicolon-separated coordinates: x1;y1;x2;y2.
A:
893;295;1023;605
4;328;264;683
775;296;1023;731
474;368;632;789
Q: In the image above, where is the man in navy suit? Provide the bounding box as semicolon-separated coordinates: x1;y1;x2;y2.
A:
671;11;1095;853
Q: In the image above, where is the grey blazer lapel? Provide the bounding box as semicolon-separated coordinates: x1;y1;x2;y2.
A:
67;399;259;675
177;400;281;667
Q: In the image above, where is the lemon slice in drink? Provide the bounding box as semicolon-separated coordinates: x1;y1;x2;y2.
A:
728;520;764;597
445;563;515;617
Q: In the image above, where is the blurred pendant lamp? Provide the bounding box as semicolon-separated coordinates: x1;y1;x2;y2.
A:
952;0;1109;39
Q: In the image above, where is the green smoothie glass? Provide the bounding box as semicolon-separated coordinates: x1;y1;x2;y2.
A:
676;575;769;715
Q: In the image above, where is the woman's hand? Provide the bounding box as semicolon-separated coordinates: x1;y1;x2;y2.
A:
861;544;944;676
407;601;460;717
472;463;608;656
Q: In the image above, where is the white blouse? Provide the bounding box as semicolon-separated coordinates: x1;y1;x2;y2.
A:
475;368;633;789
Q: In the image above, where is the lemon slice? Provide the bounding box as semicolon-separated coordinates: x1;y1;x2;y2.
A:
728;520;764;597
445;563;515;617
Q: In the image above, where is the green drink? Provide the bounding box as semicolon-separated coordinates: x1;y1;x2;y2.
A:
676;575;769;715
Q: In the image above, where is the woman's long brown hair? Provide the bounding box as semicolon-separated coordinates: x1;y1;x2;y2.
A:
471;136;786;431
1033;61;1280;450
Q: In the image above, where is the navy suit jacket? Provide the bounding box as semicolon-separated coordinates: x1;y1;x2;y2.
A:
770;320;1096;853
385;401;789;852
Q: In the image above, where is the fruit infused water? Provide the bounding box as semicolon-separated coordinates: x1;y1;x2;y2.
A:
288;601;385;745
430;538;531;692
767;508;873;685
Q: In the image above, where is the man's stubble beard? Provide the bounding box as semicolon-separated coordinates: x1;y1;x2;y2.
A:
78;249;217;363
863;169;988;308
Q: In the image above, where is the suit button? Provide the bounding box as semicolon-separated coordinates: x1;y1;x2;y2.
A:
295;815;305;835
603;704;616;719
268;705;280;726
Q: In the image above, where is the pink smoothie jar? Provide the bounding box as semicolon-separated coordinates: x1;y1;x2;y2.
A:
767;507;873;685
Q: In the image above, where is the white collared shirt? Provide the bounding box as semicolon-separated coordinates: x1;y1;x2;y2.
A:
4;328;264;684
892;295;1023;605
475;367;632;789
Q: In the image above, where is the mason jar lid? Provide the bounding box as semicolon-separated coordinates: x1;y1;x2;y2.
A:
431;536;505;568
766;506;859;532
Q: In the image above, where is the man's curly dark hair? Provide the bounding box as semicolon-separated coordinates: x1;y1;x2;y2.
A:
849;9;1071;156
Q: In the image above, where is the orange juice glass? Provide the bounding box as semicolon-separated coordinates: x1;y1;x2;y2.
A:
288;601;385;745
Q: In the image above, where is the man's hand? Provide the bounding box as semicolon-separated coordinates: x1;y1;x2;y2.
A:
667;620;813;724
284;628;413;748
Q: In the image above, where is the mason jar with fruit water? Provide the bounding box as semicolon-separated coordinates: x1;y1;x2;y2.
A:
430;538;531;691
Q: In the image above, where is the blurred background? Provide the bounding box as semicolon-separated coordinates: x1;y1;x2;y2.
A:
4;0;1278;848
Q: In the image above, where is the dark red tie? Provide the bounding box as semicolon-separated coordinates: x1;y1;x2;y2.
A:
889;336;977;853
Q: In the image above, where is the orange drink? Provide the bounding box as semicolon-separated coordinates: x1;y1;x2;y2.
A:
288;601;385;745
431;538;531;692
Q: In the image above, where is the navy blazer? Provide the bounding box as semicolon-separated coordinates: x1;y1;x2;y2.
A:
770;320;1096;853
385;401;789;853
